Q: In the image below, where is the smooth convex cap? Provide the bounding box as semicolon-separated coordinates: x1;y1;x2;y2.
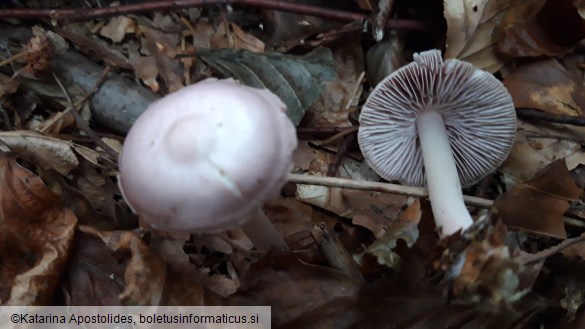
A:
118;78;297;232
358;49;516;187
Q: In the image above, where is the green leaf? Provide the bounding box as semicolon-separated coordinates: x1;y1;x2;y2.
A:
196;47;336;126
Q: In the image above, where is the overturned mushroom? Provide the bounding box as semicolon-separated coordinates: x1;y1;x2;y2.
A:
358;49;516;236
118;78;297;249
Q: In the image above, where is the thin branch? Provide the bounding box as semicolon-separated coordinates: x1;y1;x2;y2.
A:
0;0;428;31
288;173;494;208
51;68;120;160
517;108;585;126
525;133;585;144
0;50;29;68
297;127;355;140
327;133;355;177
521;233;585;264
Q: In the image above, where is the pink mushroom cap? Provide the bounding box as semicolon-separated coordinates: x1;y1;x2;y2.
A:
118;78;297;232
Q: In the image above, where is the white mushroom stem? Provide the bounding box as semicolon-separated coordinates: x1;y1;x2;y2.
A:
240;207;289;250
416;111;474;236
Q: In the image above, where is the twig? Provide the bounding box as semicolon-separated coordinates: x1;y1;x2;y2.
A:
521;233;585;264
0;50;29;67
54;27;133;70
517;108;585;126
327;133;355;177
312;126;358;147
525;133;585;145
297;127;355;140
288;173;494;208
314;21;364;43
51;68;120;160
0;0;428;31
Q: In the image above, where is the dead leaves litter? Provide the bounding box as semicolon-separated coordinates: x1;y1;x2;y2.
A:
444;0;510;72
3;2;585;327
0;153;77;305
228;250;361;327
494;160;582;238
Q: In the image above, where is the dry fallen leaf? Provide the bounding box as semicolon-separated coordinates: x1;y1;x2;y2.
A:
501;122;583;183
428;220;529;308
140;25;184;93
60;230;126;306
80;226;206;306
100;16;136;43
262;5;340;47
366;34;406;86
0;130;79;175
264;197;314;248
211;22;265;53
304;35;363;127
0;152;77;305
128;53;159;92
494;160;582;238
350;191;409;238
297;148;377;213
503;59;585;116
443;0;510;72
228;250;361;326
355;198;421;270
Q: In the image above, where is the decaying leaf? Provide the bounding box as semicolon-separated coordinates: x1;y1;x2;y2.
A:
428;219;531;307
79;226;205;305
128;53;159;92
0;130;111;176
501;122;584;183
349;191;409;238
283;212;546;328
197;47;336;125
0;131;78;175
296;148;409;237
82;227;166;305
304;35;364;127
503;59;585;116
355;198;421;269
262;3;340;46
366;34;406;86
494;160;582;238
0;153;77;305
229;250;361;326
210;22;265;53
264;197;314;249
296;149;374;212
60;230;126;306
100;16;136;43
141;26;184;93
149;237;206;305
443;0;510;72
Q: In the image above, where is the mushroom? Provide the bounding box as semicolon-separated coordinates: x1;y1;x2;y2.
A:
358;49;516;236
117;78;297;249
